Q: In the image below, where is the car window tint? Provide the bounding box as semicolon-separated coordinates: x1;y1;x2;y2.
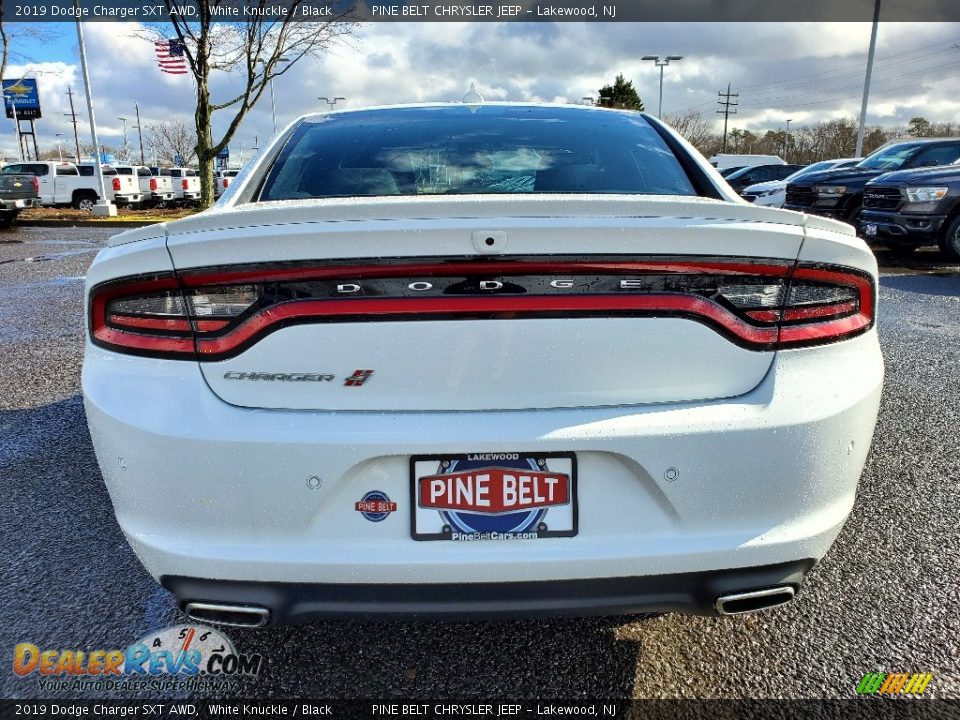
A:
259;106;698;201
56;165;79;176
910;143;960;167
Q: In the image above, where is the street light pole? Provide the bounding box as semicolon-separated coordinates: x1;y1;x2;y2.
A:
118;116;128;161
641;55;684;118
318;96;346;111
785;119;793;162
856;0;882;158
134;102;145;165
74;9;116;216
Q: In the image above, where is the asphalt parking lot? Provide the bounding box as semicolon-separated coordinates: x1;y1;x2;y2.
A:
1;225;958;700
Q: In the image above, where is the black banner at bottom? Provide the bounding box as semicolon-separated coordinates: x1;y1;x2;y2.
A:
2;700;960;720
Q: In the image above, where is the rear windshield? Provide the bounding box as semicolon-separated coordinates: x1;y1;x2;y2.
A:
259;105;697;201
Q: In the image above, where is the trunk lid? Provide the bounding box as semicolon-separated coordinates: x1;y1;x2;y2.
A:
165;196;809;412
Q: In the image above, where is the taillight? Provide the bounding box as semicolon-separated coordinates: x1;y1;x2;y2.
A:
112;178;121;192
182;179;189;190
32;176;40;193
149;178;157;191
89;274;259;358
89;258;876;361
223;178;230;188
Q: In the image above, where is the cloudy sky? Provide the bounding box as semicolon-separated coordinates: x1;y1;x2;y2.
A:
3;21;959;162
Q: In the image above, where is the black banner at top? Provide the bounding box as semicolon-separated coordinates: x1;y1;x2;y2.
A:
1;0;959;23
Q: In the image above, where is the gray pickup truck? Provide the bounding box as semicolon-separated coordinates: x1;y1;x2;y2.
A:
0;170;40;228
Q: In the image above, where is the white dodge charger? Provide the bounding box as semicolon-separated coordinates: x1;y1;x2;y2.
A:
83;103;882;627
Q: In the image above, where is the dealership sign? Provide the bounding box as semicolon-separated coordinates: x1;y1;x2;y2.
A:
2;79;42;120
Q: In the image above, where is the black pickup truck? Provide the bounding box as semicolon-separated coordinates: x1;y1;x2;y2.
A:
861;164;960;259
783;139;960;241
0;171;40;228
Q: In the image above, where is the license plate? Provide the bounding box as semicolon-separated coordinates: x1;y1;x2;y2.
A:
410;452;577;541
864;224;878;236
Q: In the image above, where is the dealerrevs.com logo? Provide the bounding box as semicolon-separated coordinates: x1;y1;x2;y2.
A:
13;625;262;693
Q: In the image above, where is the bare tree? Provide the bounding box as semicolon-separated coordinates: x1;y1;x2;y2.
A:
663;109;717;154
142;3;358;207
0;23;59;85
145;118;198;167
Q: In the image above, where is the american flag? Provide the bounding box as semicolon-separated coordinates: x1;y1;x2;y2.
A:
155;39;188;75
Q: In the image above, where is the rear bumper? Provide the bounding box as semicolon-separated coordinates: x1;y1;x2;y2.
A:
0;197;39;210
859;211;947;244
83;330;882;614
163;560;814;622
114;193;143;206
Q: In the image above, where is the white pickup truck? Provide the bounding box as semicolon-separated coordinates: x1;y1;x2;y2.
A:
151;166;200;207
114;165;175;207
1;161;105;210
77;164;143;208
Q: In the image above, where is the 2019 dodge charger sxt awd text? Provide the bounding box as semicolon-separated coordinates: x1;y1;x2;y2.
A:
83;104;882;626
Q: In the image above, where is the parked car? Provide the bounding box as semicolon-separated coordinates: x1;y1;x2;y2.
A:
742;159;861;208
861;163;960;258
161;167;201;206
83;103;882;626
77;163;144;208
724;164;803;193
709;154;786;171
784;138;960;225
718;166;745;178
1;160;104;210
0;167;40;227
215;169;239;199
114;165;176;207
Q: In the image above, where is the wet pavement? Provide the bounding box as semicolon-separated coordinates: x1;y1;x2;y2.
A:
1;225;959;700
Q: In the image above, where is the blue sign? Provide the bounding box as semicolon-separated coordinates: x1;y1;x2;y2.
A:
173;153;184;167
2;79;41;120
216;146;230;160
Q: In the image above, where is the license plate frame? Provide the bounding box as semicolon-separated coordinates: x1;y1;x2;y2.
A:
410;452;578;542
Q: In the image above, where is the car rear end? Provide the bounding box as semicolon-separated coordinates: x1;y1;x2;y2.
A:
215;170;239;199
171;169;201;206
108;166;144;207
83;105;882;625
143;168;176;206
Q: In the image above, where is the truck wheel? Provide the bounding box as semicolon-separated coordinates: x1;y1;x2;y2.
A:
939;216;960;261
73;193;97;212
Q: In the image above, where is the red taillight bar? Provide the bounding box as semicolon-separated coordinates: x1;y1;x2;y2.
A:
88;259;876;360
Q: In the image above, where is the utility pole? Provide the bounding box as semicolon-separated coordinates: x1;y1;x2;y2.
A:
134;102;145;165
717;83;739;153
855;0;882;158
65;86;82;162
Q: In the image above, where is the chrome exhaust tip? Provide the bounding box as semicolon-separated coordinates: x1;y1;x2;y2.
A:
715;586;796;615
183;602;270;628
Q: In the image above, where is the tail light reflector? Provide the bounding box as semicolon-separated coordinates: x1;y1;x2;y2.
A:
32;176;40;194
88;258;876;360
149;178;158;191
182;179;189;190
112;178;121;192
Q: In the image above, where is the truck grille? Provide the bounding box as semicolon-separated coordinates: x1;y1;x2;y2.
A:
862;186;903;211
785;185;814;208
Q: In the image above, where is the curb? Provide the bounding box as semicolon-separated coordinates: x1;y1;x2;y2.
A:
16;219;162;229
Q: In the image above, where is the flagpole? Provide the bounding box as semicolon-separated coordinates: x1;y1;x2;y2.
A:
74;7;116;216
